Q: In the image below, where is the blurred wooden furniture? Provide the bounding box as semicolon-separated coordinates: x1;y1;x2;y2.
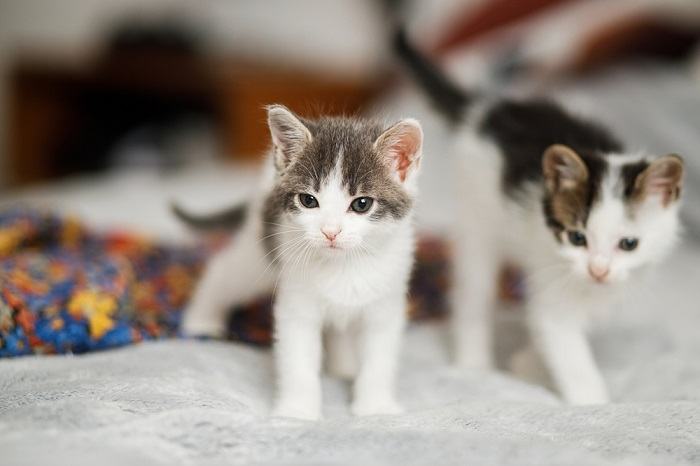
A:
217;61;382;160
7;51;385;186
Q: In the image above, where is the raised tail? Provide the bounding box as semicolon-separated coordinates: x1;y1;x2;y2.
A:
393;28;472;123
171;202;247;232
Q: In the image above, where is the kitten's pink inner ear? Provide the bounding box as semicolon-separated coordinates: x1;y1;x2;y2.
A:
267;104;312;170
542;144;588;191
375;119;423;182
635;154;684;206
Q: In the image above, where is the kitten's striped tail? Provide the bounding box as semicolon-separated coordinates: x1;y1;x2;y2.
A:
393;28;472;124
171;202;247;232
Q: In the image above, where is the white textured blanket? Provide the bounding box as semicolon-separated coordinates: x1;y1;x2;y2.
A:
2;245;699;465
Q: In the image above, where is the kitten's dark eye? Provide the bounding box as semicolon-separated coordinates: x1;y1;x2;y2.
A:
567;230;587;247
350;197;373;214
299;193;319;208
619;237;639;251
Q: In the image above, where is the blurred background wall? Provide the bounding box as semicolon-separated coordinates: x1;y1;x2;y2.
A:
0;0;474;188
0;0;374;187
1;0;699;202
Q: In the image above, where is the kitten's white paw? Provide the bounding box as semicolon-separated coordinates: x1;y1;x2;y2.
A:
559;373;610;405
351;396;403;417
180;314;226;338
273;401;321;421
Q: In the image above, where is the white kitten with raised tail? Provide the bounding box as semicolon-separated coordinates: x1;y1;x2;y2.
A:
175;105;423;420
395;31;684;405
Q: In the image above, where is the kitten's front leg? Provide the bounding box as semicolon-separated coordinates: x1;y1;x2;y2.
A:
451;230;499;371
182;228;270;337
528;304;609;405
351;295;406;417
273;290;324;420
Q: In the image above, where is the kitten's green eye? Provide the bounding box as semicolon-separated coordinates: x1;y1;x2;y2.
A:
299;193;319;208
619;237;639;251
350;197;373;214
567;230;587;247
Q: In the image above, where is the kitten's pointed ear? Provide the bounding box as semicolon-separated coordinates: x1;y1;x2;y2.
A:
542;144;588;192
374;118;423;184
267;105;312;171
633;154;683;206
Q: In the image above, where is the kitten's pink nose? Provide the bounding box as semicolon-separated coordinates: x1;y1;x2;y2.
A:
321;227;341;241
588;263;610;282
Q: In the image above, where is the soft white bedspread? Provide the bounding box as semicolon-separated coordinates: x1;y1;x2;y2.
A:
2;243;699;465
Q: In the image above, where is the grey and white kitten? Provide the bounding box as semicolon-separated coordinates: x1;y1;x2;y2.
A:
177;105;424;419
396;31;684;404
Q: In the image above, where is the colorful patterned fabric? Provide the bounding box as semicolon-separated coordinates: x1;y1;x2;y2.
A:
0;207;472;358
0;208;207;357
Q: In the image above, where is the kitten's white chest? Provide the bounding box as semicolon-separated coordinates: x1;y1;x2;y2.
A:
280;232;413;321
313;254;406;309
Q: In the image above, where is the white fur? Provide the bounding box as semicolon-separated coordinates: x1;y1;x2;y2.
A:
450;121;682;405
183;113;422;420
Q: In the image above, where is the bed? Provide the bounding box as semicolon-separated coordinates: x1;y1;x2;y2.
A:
2;64;700;465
